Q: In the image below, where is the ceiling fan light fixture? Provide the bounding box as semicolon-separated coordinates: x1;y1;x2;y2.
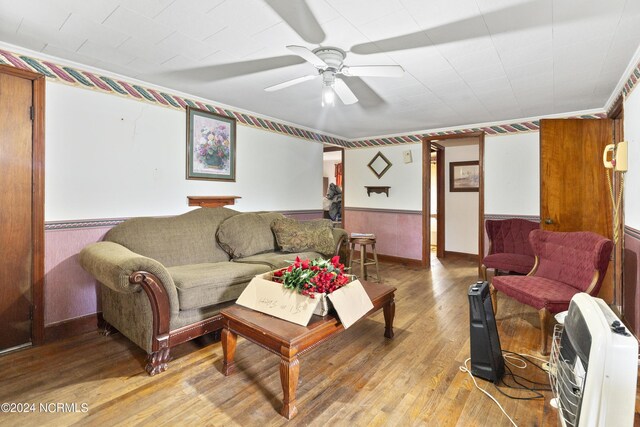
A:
321;84;335;107
321;70;336;106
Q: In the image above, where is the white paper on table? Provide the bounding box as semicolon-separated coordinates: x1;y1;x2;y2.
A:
328;279;374;329
236;272;321;326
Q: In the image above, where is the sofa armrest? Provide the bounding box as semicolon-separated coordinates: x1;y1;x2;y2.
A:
332;227;348;256
79;241;179;312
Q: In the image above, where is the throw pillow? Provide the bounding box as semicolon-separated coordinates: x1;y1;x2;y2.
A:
271;218;335;256
216;213;275;259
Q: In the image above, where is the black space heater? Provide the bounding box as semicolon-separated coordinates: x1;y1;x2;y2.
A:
468;280;504;383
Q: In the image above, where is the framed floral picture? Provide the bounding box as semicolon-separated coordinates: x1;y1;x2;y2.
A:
186;107;236;181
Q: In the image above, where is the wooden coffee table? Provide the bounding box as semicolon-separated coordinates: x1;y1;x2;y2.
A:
220;280;396;419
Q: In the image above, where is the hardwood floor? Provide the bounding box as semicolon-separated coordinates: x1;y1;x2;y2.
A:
0;255;636;426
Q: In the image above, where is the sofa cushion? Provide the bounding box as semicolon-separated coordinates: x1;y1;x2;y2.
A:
492;275;578;313
482;253;535;275
167;262;270;310
235;251;322;269
216;213;276;259
271;218;335;255
104;207;238;267
257;211;285;226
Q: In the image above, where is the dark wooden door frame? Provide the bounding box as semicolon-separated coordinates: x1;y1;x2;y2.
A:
434;144;445;258
608;96;624;312
422;132;485;269
0;64;45;346
323;145;345;224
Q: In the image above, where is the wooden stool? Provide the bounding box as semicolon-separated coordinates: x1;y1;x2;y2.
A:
348;236;381;282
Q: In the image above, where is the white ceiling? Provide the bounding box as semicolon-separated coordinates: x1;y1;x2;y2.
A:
1;0;639;139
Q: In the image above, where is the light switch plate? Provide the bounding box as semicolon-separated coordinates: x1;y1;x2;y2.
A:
403;150;412;163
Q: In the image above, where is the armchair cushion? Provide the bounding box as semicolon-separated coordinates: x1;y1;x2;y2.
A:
168;262;270;310
492;275;577;313
530;229;613;293
482;253;535;275
486;218;538;256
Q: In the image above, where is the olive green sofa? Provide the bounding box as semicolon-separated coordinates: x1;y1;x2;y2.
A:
79;207;347;375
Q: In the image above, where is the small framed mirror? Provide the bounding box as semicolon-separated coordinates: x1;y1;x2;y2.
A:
367;151;392;179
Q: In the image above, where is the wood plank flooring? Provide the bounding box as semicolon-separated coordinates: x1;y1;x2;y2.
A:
0;255;637;426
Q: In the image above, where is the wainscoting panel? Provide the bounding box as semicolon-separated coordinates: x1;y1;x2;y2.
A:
44;226;110;325
624;226;640;337
343;207;422;261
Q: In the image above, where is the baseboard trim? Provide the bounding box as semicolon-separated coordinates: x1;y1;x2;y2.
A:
44;313;100;342
349;250;422;268
444;250;480;262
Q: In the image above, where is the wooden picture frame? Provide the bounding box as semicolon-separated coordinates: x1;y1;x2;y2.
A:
367;151;392;179
186;107;236;181
449;161;479;192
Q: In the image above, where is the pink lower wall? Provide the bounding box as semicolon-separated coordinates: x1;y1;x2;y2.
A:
343;208;422;260
43;210;323;326
44;226;110;325
623;226;640;337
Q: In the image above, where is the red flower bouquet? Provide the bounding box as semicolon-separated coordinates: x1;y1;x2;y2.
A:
272;256;350;298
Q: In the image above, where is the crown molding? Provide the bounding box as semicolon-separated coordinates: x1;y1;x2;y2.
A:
345;109;607;148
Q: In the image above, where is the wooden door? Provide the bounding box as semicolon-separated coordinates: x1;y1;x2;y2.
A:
0;72;34;351
540;118;613;300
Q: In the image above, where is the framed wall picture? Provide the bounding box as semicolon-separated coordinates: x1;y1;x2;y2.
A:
186;107;236;181
367;151;392;179
449;161;479;192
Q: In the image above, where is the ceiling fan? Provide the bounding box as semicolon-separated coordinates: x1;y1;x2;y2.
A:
264;45;404;106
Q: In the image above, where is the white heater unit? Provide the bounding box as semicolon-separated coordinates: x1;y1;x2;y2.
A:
549;293;638;427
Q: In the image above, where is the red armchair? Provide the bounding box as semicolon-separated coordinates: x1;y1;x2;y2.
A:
481;218;539;281
490;229;613;354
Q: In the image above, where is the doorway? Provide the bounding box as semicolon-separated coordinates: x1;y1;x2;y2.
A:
322;146;344;227
0;64;45;352
422;132;485;269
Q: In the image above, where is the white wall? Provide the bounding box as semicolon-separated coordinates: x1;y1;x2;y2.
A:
45;83;323;221
344;144;422;210
445;145;480;254
484;132;540;216
624;88;640;229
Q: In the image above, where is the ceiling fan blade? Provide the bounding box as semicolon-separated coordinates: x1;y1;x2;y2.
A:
333;78;358;105
341;76;387;108
342;65;404;78
265;74;317;92
265;0;325;44
350;0;540;55
287;45;327;68
155;56;305;82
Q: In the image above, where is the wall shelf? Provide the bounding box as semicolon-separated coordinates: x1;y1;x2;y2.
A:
187;196;241;208
365;186;391;197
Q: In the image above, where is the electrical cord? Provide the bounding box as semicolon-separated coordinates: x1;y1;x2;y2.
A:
606;169;624;244
459;358;518;427
460;350;554;425
503;351;550;372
